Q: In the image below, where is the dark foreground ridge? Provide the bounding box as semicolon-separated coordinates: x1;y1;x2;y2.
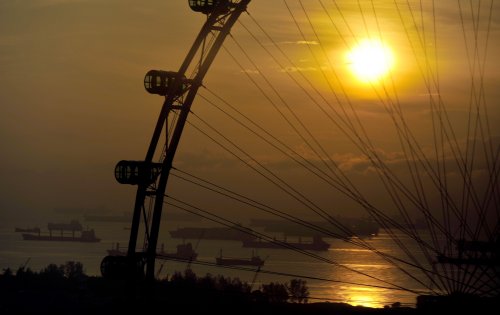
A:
0;262;497;315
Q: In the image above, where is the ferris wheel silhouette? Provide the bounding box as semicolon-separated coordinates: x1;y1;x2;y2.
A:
100;0;499;306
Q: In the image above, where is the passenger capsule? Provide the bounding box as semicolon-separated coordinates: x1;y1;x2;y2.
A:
100;255;145;280
115;160;162;185
144;70;188;96
188;0;228;14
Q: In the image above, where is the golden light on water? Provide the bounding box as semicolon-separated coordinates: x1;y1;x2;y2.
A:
347;39;395;83
346;286;386;308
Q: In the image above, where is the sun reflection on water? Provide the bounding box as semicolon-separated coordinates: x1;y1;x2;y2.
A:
345;286;385;308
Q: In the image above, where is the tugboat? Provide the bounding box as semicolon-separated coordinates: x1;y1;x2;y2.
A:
107;242;126;256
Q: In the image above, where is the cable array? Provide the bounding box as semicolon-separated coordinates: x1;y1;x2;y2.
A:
148;0;499;302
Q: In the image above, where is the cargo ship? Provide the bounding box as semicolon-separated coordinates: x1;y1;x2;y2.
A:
169;225;254;241
22;229;100;243
242;235;330;251
21;220;100;243
250;217;379;238
107;242;198;261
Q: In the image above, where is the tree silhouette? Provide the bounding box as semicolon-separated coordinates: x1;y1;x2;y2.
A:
287;278;309;303
261;282;288;303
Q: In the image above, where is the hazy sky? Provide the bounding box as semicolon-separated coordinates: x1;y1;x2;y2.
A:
1;0;499;226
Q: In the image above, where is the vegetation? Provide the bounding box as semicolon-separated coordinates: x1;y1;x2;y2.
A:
2;262;308;304
0;262;419;314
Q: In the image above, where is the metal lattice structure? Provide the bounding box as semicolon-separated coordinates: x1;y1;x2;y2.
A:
101;0;251;280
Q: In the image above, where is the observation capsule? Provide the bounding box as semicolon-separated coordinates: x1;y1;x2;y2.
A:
188;0;228;14
100;255;145;280
144;70;188;96
115;160;162;185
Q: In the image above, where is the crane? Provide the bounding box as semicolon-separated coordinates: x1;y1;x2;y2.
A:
101;0;252;281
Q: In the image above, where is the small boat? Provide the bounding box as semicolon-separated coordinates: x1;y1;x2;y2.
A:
215;249;264;267
158;243;198;261
242;235;330;251
160;243;198;261
107;242;126;256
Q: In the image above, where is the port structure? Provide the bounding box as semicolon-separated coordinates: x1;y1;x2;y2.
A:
101;0;252;280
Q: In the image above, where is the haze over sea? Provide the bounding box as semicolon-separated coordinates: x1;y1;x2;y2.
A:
0;213;432;308
1;2;497;312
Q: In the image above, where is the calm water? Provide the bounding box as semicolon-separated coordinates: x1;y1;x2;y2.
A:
0;217;433;308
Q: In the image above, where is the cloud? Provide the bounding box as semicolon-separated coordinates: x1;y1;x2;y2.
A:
279;66;318;73
240;69;260;74
279;40;319;46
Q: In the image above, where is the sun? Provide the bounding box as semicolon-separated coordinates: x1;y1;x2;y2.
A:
347;39;394;83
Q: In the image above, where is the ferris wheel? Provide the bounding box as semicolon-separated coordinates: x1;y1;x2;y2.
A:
101;0;499;308
100;0;252;281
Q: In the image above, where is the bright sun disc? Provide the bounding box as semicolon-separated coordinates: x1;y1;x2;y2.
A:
347;39;394;83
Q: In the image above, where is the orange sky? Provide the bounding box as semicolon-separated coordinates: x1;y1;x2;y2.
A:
0;0;499;228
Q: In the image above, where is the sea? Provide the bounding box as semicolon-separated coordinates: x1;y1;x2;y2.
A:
0;215;434;308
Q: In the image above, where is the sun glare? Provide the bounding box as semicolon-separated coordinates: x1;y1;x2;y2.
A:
347;39;394;83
